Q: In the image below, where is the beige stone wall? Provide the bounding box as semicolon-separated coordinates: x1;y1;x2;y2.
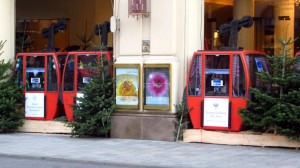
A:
0;0;15;61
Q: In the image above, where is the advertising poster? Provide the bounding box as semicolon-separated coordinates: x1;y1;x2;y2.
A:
144;66;170;108
25;93;45;118
203;98;229;127
115;66;139;108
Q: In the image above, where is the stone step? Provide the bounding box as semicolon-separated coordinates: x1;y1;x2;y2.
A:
17;120;71;134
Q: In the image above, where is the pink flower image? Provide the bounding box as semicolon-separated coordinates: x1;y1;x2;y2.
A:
147;73;168;96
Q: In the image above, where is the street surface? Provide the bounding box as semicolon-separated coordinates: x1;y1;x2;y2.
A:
0;133;299;168
0;155;138;168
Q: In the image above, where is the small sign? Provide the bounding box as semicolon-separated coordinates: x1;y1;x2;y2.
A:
31;78;40;84
203;98;229;127
142;40;150;53
25;93;45;118
255;58;263;72
82;77;91;84
211;79;223;86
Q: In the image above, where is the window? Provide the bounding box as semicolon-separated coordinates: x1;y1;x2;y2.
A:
188;54;202;96
205;55;229;96
63;55;74;91
15;56;23;87
296;60;300;74
57;54;67;80
245;54;269;88
232;54;246;97
26;56;45;91
47;56;58;91
77;54;97;92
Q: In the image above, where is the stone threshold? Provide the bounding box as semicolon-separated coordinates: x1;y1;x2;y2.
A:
183;129;300;149
17;120;71;134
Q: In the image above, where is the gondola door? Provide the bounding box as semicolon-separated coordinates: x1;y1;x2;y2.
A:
45;54;61;120
62;54;75;121
23;54;60;120
228;53;247;131
62;52;98;121
202;54;231;131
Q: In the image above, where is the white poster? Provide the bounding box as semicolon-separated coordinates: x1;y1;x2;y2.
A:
203;98;229;127
25;93;45;118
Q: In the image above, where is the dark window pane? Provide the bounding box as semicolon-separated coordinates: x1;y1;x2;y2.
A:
245;54;268;88
77;54;97;91
15;56;23;87
188;54;202;96
232;54;246;97
63;55;74;91
205;55;229;96
26;56;45;91
47;56;58;91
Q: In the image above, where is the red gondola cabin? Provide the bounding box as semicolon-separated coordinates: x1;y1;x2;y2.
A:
62;51;113;121
15;52;67;120
186;50;269;131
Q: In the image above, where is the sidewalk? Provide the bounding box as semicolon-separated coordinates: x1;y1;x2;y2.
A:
0;133;299;168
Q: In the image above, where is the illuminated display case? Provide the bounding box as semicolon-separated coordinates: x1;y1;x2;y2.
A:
143;64;171;110
114;64;140;109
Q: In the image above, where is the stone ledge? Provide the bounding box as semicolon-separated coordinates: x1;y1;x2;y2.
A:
17;120;71;134
183;129;300;149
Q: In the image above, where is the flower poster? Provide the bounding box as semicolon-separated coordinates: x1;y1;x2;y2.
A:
144;65;170;109
115;65;139;109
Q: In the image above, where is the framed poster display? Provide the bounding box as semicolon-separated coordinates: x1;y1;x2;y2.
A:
114;64;140;109
143;64;171;110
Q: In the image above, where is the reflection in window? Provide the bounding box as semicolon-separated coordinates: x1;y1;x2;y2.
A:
188;55;202;96
63;55;74;91
232;55;246;97
205;55;229;96
26;56;45;91
15;56;23;87
77;54;97;92
47;56;58;91
245;54;269;88
100;54;112;77
57;54;67;80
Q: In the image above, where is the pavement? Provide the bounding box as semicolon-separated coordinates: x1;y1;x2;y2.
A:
0;133;300;168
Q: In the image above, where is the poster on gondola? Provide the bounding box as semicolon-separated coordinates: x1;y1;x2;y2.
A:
25;93;45;118
143;64;171;110
115;64;140;109
203;98;229;127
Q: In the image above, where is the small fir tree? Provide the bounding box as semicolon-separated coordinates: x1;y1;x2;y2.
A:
173;101;191;142
239;36;300;142
76;20;94;50
68;48;115;137
0;40;24;132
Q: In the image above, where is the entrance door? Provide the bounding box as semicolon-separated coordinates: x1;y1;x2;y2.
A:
24;54;61;120
230;54;247;131
25;56;46;119
203;54;230;130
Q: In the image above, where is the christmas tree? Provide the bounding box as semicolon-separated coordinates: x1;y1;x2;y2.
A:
0;40;24;133
68;51;115;137
239;37;300;142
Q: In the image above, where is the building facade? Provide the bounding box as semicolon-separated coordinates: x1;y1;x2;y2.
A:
0;0;299;141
